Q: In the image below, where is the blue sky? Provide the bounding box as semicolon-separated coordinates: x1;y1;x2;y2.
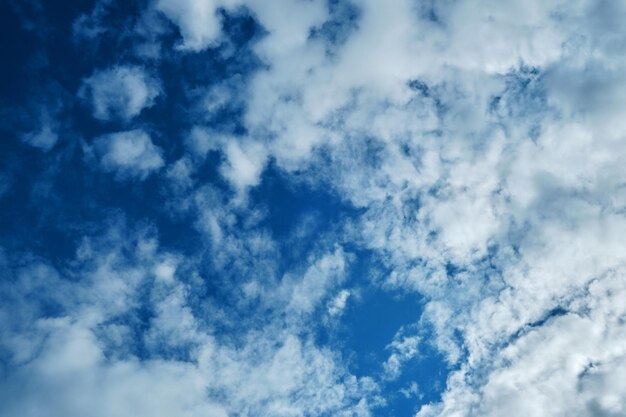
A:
2;1;626;416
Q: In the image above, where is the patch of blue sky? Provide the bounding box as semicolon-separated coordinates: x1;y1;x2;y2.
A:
249;161;360;240
296;246;450;415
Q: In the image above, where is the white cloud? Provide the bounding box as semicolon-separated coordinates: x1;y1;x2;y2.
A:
154;0;240;51
80;65;161;122
285;247;347;315
22;124;58;151
0;318;229;417
21;110;61;152
328;289;351;317
166;156;194;190
383;330;421;380
185;126;219;157
91;130;164;180
183;128;267;198
400;382;421;400
72;0;112;41
220;139;267;195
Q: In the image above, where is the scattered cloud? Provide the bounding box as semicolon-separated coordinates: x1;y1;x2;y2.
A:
79;65;161;122
154;0;230;51
21;124;58;151
90;130;164;180
328;289;351;317
383;331;421;380
4;1;626;416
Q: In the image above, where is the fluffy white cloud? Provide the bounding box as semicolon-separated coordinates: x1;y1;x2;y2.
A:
154;0;243;51
219;139;268;195
90;130;164;179
80;65;161;122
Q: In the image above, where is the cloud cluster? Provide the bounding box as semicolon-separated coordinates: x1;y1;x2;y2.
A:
153;0;626;415
0;222;379;417
89;129;164;180
4;0;626;416
79;65;161;122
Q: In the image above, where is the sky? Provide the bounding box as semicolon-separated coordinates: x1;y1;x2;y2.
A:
1;0;626;416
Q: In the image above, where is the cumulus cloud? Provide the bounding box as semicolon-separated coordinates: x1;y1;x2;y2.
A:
90;130;164;179
154;0;233;51
79;65;161;122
